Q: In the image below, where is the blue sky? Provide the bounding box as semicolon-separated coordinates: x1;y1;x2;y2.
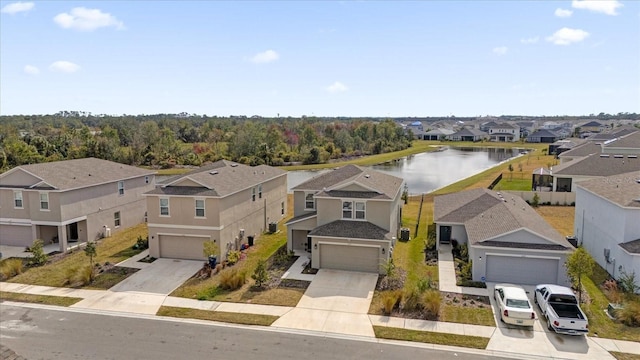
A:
1;1;638;117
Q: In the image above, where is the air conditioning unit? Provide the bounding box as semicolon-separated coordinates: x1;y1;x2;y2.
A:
239;229;245;238
400;228;410;241
268;222;277;233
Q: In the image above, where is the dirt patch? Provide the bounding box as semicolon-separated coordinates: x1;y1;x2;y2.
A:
424;249;438;266
257;255;311;291
382;291;492;321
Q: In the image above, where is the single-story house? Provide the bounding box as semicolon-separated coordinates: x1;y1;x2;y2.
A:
527;129;559;143
434;188;573;285
447;128;488;142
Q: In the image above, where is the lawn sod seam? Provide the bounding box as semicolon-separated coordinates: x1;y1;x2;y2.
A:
157;306;278;326
373;326;490;349
0;291;83;307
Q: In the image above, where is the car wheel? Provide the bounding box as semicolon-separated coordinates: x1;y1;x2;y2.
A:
546;317;553;331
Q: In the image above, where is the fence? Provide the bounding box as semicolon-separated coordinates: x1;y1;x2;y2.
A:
503;190;576;205
487;173;503;190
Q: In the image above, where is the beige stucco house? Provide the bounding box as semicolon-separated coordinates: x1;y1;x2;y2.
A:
0;158;155;251
144;160;287;261
286;165;404;274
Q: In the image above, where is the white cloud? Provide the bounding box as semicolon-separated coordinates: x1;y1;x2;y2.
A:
492;46;508;55
250;50;279;63
53;7;124;31
1;1;34;15
555;8;573;17
23;65;39;75
326;81;348;93
572;0;623;16
49;61;80;73
520;36;540;44
546;27;590;45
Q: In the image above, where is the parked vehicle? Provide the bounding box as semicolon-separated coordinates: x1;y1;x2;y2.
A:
535;284;589;335
494;284;536;326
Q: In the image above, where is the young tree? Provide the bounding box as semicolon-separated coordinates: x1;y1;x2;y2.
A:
29;239;48;266
565;247;594;303
508;164;514;181
203;240;219;258
251;259;269;288
84;241;97;272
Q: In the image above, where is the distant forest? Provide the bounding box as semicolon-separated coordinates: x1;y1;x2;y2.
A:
0;113;414;171
1;111;637;171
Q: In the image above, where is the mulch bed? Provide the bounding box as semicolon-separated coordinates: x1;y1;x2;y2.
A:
259;255;311;290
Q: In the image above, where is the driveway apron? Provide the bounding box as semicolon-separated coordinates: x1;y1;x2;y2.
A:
71;258;202;315
272;269;378;337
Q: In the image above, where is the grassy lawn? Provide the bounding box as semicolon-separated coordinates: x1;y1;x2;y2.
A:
440;304;495;327
0;291;82;306
8;224;147;287
373;326;489;349
83;269;138;290
535;206;575;237
612;353;640;360
157;306;278;326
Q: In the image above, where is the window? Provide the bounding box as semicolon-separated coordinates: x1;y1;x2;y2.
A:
258;184;262;199
118;181;124;196
195;199;205;217
281;201;285;215
342;201;353;218
160;198;169;216
114;211;121;227
14;191;23;208
305;193;315;210
342;201;366;219
355;202;366;219
145;176;150;184
39;193;49;210
252;187;256;202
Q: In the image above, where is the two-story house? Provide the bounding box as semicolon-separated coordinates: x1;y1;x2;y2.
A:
486;122;520;142
286;165;404;274
144;160;287;260
0;158;155;252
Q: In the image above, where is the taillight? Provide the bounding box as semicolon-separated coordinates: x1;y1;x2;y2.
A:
554;321;559;327
531;312;535;319
586;324;589;329
503;309;509;317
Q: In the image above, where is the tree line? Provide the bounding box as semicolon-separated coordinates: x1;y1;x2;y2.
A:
0;114;413;171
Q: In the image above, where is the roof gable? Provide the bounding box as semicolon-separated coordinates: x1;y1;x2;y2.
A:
0;168;43;188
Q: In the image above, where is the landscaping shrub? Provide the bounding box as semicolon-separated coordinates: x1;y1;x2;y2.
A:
0;258;24;280
273;246;292;267
28;239;48;266
226;250;241;266
459;243;469;262
196;286;221;300
251;259;270;288
416;277;432;293
460;260;472;281
422;289;441;317
381;290;402;315
618;270;640;295
401;288;423;312
618;301;640;327
134;236;149;250
219;268;246;290
64;265;94;287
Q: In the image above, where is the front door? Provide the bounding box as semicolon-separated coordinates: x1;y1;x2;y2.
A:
440;226;452;244
307;236;312;252
68;222;78;240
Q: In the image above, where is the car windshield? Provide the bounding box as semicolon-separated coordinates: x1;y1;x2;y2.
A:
506;299;530;308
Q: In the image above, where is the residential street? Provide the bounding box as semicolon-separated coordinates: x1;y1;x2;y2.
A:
0;303;513;360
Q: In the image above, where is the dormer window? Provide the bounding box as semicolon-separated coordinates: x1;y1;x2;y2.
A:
305;193;315;210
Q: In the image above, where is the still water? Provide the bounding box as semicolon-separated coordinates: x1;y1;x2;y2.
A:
287;147;526;194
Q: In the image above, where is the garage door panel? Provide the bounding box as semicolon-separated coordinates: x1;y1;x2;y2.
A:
159;235;207;260
485;255;558;285
319;244;379;273
0;225;32;247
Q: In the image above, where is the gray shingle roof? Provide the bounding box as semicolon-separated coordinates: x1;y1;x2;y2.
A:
581;121;603;127
558;141;601;158
478;240;569;251
291;164;403;200
603;131;640;149
528;129;558;138
452;128;488;137
577;170;640;208
314;190;390;200
309;220;390;240
619;239;640;254
0;158;155;191
156;160;286;197
552;154;640;177
145;186;219;197
487;122;516;129
434;189;569;248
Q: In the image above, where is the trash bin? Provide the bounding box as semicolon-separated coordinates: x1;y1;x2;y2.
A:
248;236;254;247
208;255;217;268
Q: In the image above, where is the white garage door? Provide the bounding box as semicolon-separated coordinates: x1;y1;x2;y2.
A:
319;244;379;273
486;255;559;285
159;235;207;260
0;225;32;246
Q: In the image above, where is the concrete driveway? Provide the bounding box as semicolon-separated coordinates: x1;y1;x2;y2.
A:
71;258;202;315
272;269;378;337
485;283;614;360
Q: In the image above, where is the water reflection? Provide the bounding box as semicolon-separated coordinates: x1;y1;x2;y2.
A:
287;147;525;194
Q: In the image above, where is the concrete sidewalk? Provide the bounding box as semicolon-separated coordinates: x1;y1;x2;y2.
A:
2;280;639;358
438;243;488;296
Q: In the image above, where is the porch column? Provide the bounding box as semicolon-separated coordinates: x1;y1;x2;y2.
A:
435;225;440;250
31;225;37;244
58;225;68;252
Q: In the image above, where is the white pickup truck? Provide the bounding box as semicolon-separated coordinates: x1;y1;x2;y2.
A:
534;284;589;335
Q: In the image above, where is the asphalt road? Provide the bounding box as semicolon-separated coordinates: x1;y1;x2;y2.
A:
0;303;515;360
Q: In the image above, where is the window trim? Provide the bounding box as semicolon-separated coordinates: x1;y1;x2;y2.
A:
159;198;170;217
117;181;125;196
342;201;353;219
13;191;23;209
195;198;205;218
39;192;49;211
114;211;121;228
304;192;315;210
